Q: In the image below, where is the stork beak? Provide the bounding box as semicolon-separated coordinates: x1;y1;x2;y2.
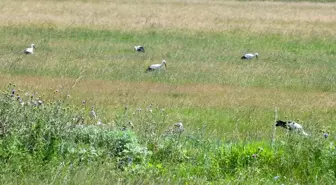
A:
256;55;258;59
164;63;167;69
33;45;36;50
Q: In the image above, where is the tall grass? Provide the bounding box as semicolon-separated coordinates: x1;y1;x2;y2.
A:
0;26;335;91
1;86;335;184
1;0;335;35
0;25;335;141
0;0;336;183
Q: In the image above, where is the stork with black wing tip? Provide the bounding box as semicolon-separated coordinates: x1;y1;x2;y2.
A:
24;44;36;54
241;53;258;60
134;45;145;53
146;60;167;72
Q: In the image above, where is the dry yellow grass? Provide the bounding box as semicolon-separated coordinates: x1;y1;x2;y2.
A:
0;0;335;132
1;74;335;110
0;0;335;35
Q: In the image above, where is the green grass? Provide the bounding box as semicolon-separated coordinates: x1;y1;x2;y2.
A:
1;0;336;183
0;25;335;140
0;26;335;92
1;90;335;184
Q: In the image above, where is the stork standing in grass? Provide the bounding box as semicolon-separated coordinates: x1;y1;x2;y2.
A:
146;60;167;72
90;106;97;119
241;53;258;60
275;120;309;136
134;45;145;53
24;44;36;54
163;121;184;136
174;122;184;134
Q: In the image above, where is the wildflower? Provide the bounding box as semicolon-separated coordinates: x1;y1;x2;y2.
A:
82;100;86;105
127;157;133;164
121;126;127;131
252;154;258;158
24;92;30;96
324;133;329;138
274;176;280;180
11;89;16;95
20;100;25;106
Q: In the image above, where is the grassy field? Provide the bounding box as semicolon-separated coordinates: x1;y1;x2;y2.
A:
1;0;336;184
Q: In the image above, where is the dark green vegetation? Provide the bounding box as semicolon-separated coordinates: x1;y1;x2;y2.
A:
1;86;335;184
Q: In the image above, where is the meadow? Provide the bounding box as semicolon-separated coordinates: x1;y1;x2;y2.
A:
0;0;336;184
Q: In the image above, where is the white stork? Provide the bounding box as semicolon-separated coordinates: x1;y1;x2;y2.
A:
276;120;309;136
174;122;184;133
146;60;167;72
24;44;36;54
241;53;258;60
163;121;184;136
134;45;145;53
90;106;97;119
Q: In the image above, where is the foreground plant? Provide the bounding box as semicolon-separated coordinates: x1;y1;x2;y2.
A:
1;85;335;184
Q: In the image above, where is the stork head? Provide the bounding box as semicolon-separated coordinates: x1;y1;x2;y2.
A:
31;44;36;50
162;60;167;69
174;122;183;128
255;53;258;58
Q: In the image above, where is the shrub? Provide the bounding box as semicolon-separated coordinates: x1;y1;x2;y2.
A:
0;85;149;174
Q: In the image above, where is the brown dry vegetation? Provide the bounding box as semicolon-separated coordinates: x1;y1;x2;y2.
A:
1;1;336;183
0;0;335;136
2;74;335;110
0;0;335;35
